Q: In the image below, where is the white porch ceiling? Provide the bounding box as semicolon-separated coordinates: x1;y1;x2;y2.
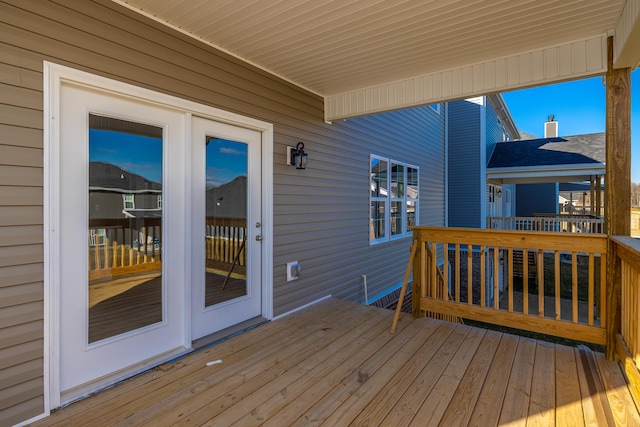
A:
116;0;639;120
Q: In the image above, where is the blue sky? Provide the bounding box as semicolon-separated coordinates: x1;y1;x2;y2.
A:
89;131;247;187
89;129;163;183
502;69;639;183
206;138;247;188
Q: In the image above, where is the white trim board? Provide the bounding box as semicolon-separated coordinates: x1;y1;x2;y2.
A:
326;34;608;121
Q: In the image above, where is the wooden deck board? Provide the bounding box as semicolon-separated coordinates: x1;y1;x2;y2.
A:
555;343;586;426
527;340;557;426
409;326;487;426
30;298;639;427
294;316;441;426
349;320;457;426
437;329;502;426
498;337;537;426
467;333;520;427
594;351;640;425
379;324;472;426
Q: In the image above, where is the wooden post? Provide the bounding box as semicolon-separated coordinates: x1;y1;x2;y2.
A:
590;178;595;215
412;237;422;318
605;36;631;359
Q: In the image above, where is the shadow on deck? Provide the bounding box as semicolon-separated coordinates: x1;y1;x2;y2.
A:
32;298;639;426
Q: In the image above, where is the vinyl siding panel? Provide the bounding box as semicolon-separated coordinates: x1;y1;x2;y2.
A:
274;106;446;309
447;100;482;228
0;1;447;423
485;103;502;163
516;183;558;216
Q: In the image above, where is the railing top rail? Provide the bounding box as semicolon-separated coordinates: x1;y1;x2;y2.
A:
488;216;603;222
412;226;608;253
611;235;640;272
205;217;247;227
532;213;602;219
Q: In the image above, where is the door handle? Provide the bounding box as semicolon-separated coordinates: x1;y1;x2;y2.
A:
255;235;263;241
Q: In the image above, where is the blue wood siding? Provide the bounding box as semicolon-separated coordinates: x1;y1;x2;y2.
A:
447;100;482;228
515;183;559;216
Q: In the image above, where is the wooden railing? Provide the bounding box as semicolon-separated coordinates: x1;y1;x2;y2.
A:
89;218;162;281
409;226;608;345
88;217;246;281
488;215;604;234
612;236;640;405
205;217;246;273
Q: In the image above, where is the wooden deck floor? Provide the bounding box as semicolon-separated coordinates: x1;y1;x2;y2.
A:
32;298;639;426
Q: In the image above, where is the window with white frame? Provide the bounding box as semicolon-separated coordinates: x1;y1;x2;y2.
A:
370;155;419;244
123;193;135;210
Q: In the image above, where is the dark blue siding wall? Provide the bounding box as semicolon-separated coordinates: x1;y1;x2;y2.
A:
448;100;481;228
515;183;558;216
485;105;503;165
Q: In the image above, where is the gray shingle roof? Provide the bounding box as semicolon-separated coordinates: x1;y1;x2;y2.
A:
488;133;605;169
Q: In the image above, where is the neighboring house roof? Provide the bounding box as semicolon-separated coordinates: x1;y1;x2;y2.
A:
487;133;605;184
90;161;162;193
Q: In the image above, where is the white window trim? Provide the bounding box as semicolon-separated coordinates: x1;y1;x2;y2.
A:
123;193;135;210
370;155;419;245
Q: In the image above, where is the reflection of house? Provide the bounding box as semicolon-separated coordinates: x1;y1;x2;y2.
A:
89;162;162;219
206;176;247;219
447;95;519;228
487;120;605;217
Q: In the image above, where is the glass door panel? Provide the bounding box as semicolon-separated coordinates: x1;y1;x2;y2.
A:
204;138;248;307
191;116;261;340
88;114;163;343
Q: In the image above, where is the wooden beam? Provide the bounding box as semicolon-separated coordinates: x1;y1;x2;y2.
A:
421;297;606;345
605;35;632;359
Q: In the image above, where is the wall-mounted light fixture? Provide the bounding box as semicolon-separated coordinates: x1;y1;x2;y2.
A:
496;188;503;197
287;142;308;169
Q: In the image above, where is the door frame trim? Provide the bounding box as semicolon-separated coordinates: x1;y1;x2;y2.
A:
44;62;274;411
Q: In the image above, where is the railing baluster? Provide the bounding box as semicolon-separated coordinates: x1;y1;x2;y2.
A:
493;246;499;309
600;253;607;327
480;246;485;308
523;248;529;315
554;250;560;320
421;241;427;306
467;245;472;305
572;252;578;323
538;249;544;318
588;253;594;326
508;247;513;313
430;242;437;299
455;244;460;303
443;242;448;295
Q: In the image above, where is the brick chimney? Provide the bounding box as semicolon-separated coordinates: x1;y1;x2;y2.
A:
544;115;558;138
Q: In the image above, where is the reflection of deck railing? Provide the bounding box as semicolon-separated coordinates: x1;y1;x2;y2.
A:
408;227;608;345
89;218;162;281
205;217;246;272
488;215;604;233
88;217;247;280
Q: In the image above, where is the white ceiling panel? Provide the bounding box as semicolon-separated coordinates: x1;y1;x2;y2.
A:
117;0;627;97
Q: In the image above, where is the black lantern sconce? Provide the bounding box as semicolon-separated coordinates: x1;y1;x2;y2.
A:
287;142;308;169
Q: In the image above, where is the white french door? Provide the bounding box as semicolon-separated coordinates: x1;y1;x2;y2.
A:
50;64;272;407
58;84;188;400
190;117;262;340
